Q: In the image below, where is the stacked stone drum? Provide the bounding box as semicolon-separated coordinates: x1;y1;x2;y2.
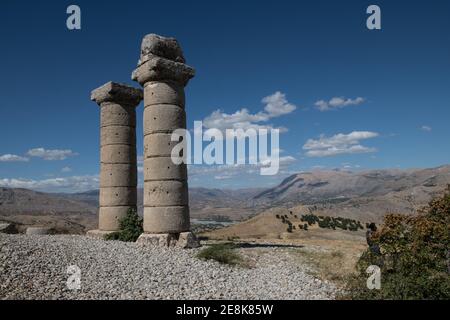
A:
90;82;143;235
132;34;199;247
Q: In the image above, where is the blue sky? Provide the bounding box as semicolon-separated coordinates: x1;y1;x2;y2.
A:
0;0;449;192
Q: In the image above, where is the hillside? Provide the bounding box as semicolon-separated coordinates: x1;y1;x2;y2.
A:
1;165;449;233
203;206;367;242
252;165;450;222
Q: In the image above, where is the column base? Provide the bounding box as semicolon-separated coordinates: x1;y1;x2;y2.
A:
86;229;117;240
136;231;200;249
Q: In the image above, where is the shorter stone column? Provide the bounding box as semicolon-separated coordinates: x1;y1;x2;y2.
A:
87;82;142;238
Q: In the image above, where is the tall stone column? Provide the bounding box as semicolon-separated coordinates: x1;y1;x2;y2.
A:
87;82;143;238
132;34;199;248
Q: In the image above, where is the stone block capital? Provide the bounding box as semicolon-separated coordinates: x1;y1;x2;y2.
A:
132;56;195;87
91;81;143;106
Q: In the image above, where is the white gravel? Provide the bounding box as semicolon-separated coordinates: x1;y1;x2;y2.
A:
0;234;338;300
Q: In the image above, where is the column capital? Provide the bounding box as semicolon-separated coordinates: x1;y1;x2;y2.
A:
132;56;195;87
91;81;143;106
132;33;195;87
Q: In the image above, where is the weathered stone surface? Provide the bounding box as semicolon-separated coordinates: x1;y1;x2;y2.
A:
132;56;195;86
143;181;188;206
136;231;199;248
143;206;190;233
177;232;201;249
143;133;181;158
134;34;194;239
100;163;137;187
143;104;186;135
101;145;136;164
0;223;17;234
86;229;117;240
100;103;136;128
143;157;187;181
136;233;177;247
99;187;137;206
101;125;136;146
26;227;51;235
139;33;185;63
91;81;143;106
93;81;139;232
144;81;185;107
99;206;135;231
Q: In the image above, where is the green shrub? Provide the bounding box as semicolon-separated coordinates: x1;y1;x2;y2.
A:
196;243;243;266
344;187;450;300
104;208;143;242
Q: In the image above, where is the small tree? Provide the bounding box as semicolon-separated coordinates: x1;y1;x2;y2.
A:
345;186;450;299
104;208;143;242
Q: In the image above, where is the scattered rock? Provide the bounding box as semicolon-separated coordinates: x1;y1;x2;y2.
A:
0;234;338;300
25;227;51;235
0;223;17;234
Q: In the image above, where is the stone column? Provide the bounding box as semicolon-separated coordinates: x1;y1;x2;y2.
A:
87;82;143;238
132;34;199;248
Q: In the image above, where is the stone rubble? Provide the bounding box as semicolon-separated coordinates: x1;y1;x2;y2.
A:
0;234;338;300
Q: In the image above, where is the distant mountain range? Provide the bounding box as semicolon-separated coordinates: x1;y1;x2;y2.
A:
252;165;450;222
1;165;449;232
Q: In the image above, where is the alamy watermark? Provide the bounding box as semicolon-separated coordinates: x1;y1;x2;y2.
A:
366;265;381;290
170;121;280;176
66;5;81;30
66;265;81;290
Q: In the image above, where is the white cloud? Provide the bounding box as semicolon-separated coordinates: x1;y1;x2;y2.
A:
0;175;99;193
203;91;296;134
0;154;29;162
27;148;78;161
61;166;72;173
314;97;365;111
261;91;296;117
214;175;233;180
188;155;296;177
303;131;379;157
421;125;432;132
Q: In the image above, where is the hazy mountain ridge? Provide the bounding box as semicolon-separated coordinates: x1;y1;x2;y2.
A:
253;165;450;205
1;165;449;230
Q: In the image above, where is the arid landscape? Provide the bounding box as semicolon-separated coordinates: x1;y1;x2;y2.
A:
3;165;448;298
2;165;448;235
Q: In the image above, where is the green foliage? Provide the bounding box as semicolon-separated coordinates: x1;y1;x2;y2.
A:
196;243;243;266
345;187;450;300
104;208;143;242
300;213;362;232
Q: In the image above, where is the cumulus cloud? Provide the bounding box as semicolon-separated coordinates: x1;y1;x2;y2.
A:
188;155;296;178
421;125;432;132
61;166;72;173
303;131;379;157
203;91;296;134
27;148;79;161
314;97;365;111
0;175;99;193
0;154;29;162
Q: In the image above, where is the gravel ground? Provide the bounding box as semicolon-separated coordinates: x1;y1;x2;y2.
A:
0;234;338;300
